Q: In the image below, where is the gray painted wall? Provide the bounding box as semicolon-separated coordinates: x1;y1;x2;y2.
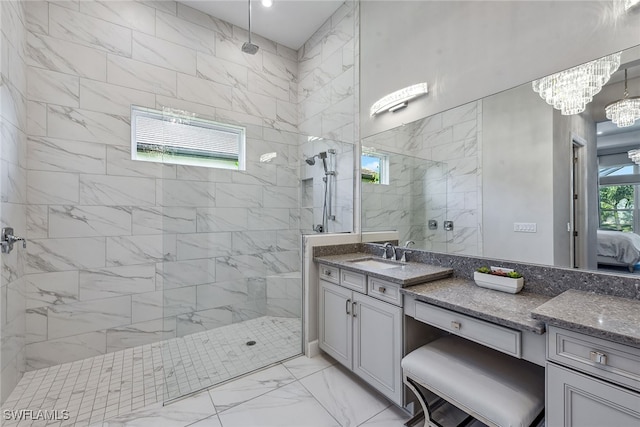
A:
482;84;555;265
360;1;640;138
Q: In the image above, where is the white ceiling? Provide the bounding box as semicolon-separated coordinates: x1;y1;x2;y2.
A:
179;0;345;50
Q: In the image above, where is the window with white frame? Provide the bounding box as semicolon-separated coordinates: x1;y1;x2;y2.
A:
361;148;389;185
131;106;246;170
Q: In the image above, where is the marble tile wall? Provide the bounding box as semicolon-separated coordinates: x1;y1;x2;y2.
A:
298;1;357;144
21;0;311;371
360;101;483;256
425;101;483;256
300;137;354;234
0;0;28;404
361;151;413;245
297;0;358;234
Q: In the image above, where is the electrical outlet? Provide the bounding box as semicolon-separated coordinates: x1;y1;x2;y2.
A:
514;222;537;233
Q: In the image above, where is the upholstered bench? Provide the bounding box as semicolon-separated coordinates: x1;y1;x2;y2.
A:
402;335;545;427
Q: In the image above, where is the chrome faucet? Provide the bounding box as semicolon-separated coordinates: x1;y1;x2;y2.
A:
382;242;397;260
399;240;414;262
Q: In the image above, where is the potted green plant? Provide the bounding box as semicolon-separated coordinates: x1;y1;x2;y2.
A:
473;266;524;294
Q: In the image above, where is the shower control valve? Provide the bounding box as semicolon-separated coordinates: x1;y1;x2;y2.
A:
1;227;26;254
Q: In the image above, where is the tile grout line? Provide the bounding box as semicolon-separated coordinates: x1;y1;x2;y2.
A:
4;316;301;427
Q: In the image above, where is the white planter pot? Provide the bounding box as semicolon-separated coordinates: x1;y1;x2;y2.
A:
473;271;524;294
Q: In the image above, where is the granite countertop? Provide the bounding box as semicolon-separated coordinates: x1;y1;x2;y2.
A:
401;278;551;334
315;252;453;286
531;289;640;347
316;251;640;346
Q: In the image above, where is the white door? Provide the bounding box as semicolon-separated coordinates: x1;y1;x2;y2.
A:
352;293;403;405
318;280;352;369
546;363;640;427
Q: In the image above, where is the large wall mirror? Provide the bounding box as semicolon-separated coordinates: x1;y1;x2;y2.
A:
361;44;640;276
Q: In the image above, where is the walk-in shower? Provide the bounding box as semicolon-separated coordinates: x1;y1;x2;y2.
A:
0;0;359;422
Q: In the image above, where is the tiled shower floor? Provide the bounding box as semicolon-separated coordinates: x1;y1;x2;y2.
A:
2;316;301;427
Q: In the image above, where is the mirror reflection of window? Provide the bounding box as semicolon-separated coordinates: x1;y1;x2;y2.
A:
598;165;640;233
361;151;389;185
599;184;635;231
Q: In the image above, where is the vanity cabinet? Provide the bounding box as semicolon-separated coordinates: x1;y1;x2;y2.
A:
545;326;640;426
318;268;403;405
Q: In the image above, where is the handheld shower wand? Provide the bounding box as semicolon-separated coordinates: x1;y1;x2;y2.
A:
318;151;328;175
241;0;259;55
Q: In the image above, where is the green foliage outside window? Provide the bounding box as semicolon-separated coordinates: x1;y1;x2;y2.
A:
361;154;381;183
599;185;634;231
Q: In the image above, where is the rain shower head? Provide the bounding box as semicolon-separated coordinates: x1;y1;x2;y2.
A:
242;0;259;55
242;42;259;55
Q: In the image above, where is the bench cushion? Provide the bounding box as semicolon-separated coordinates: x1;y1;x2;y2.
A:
402;335;544;427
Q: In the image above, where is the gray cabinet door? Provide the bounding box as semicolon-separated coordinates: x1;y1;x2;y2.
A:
352;292;403;405
546;363;640;427
319;280;352;369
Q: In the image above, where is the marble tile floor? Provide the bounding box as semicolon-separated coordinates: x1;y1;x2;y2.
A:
98;353;414;427
2;316;302;427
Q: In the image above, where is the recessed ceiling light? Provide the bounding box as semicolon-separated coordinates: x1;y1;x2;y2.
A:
261;0;273;7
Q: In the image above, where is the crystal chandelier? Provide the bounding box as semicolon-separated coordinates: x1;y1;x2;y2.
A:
605;69;640;128
628;148;640;165
626;0;640;11
532;52;621;115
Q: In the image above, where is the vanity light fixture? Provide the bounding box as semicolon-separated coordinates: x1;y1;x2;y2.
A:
370;83;428;117
605;69;640;128
532;52;621;115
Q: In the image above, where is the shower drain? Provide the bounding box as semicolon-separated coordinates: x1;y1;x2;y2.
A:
246;340;256;346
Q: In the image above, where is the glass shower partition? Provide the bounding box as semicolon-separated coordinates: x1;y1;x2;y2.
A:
152;109;354;402
300;136;355;235
360;146;449;252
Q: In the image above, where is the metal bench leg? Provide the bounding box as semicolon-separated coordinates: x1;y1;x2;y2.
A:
404;375;446;427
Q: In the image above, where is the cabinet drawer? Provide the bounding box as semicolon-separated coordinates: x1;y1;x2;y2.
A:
319;264;339;284
546;362;640;427
548;326;640;393
368;277;402;306
415;302;521;357
341;269;366;293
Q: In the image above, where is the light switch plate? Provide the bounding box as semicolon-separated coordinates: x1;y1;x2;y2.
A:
514;222;537;233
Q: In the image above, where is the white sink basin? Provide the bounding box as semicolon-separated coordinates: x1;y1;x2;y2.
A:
348;258;402;270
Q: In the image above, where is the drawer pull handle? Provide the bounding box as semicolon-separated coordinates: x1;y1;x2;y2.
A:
451;321;461;330
379;286;386;293
590;351;608;365
346;299;351;315
352;301;357;317
325;270;332;276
